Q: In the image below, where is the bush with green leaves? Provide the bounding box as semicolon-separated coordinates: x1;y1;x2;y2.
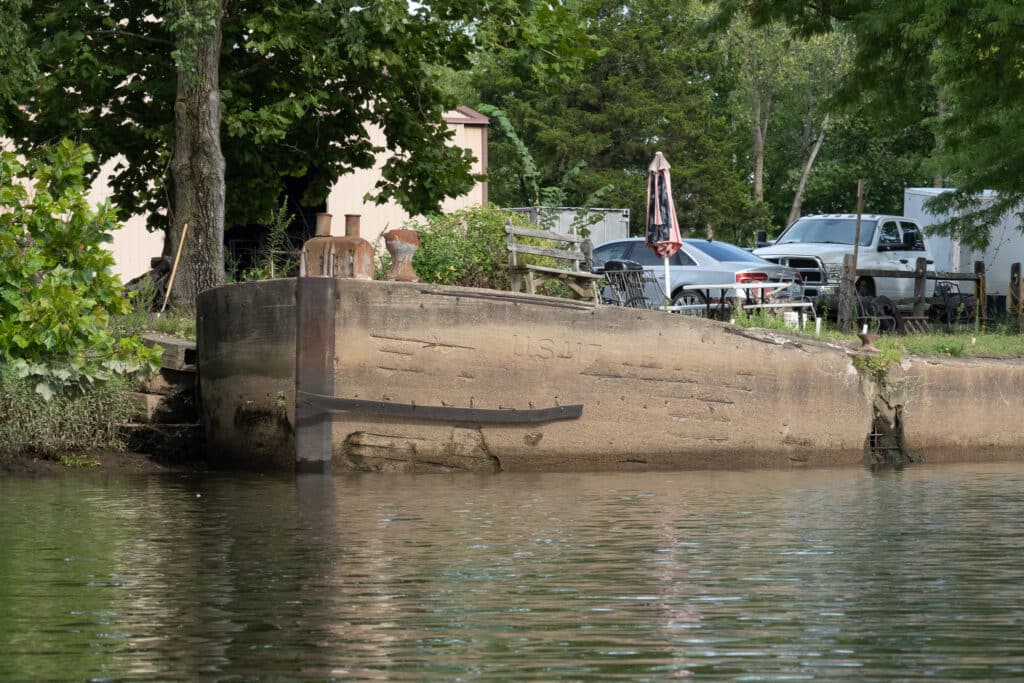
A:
0;140;161;398
401;205;520;290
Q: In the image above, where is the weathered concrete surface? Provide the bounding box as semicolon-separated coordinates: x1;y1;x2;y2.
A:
197;279;297;470
199;278;881;472
894;357;1024;463
199;278;1024;473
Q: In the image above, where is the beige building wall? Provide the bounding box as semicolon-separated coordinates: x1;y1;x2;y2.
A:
86;156;165;282
326;107;489;248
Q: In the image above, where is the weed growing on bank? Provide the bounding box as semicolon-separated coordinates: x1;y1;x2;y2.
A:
113;277;197;341
0;376;133;464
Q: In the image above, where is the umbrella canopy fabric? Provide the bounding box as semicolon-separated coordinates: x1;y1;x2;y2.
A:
645;151;682;259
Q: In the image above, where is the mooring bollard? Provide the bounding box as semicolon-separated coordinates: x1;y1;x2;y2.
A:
383;228;421;282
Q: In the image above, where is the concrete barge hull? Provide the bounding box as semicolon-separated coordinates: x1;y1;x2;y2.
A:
199;279;878;472
197;278;1024;472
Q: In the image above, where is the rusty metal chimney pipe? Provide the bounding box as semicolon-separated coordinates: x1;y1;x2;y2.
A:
344;214;361;238
315;212;333;237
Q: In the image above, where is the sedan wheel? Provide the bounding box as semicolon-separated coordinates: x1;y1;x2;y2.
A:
670;289;708;317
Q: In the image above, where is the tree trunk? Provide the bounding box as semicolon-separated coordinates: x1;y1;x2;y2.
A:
752;86;766;204
168;2;226;310
787;112;830;226
933;94;946;188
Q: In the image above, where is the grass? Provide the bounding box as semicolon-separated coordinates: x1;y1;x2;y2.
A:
737;306;1024;360
113;276;196;341
0;376;133;464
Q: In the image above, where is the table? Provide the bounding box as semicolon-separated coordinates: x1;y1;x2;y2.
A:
661;281;817;326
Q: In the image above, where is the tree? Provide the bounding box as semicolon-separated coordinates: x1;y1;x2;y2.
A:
7;0;590;304
718;16;852;232
474;0;753;242
717;0;1024;249
0;0;34;131
166;0;227;301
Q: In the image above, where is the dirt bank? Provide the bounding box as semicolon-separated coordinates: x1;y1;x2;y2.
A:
1;451;204;476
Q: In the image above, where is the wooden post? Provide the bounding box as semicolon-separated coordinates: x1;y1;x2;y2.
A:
974;260;986;328
913;257;927;318
851;180;864;276
839;180;865;333
295;276;336;473
838;253;857;332
1011;262;1023;325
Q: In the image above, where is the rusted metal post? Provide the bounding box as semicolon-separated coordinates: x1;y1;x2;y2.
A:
295;276;336;473
913;257;927;318
974;260;986;327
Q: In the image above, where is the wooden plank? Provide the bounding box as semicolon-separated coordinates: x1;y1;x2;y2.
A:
508;243;587;261
514;264;602;279
856;268;980;282
504;224;584;242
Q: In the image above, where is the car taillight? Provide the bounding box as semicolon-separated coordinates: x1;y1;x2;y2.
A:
736;272;769;300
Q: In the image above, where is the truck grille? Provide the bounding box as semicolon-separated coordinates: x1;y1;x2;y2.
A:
763;256;825;295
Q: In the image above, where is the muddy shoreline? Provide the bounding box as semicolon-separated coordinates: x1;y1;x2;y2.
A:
1;451;205;476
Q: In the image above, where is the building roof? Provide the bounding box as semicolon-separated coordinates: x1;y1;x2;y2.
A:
442;106;490;126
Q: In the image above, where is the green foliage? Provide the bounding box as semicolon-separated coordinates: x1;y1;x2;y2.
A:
58;453;101;468
719;0;1024;246
8;0;590;234
238;200;297;281
0;0;34;120
0;376;132;463
851;337;903;383
474;0;755;242
0;141;162;397
731;307;795;332
475;103;615;235
407;205;519;290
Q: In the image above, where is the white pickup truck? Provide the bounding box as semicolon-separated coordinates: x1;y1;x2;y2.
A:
753;214;935;311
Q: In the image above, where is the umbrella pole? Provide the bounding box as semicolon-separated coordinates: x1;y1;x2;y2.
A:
663;256;671;307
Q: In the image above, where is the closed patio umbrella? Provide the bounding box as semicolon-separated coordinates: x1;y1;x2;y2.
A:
645;151;682;303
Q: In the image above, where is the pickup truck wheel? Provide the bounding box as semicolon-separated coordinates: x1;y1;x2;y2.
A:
856;278;876;297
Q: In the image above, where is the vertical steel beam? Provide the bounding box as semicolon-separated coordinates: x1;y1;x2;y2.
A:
295;276;336;473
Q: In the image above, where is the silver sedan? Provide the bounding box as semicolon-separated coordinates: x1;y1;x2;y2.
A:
592;238;803;315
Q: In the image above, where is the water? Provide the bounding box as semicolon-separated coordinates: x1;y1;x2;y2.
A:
2;463;1024;680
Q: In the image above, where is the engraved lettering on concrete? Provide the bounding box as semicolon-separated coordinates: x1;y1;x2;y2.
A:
512;335;603;365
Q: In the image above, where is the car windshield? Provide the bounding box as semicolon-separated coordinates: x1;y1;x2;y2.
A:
686;240;764;263
776;218;877;246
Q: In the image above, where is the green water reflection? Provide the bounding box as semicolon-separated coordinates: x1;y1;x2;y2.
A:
1;464;1023;680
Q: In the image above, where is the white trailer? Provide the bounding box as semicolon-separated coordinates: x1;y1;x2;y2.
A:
903;187;1024;297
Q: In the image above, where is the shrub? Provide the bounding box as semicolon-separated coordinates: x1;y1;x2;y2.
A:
403;205;520;290
0;140;161;398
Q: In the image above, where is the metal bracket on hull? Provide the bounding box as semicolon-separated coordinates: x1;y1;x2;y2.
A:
296;391;584;425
